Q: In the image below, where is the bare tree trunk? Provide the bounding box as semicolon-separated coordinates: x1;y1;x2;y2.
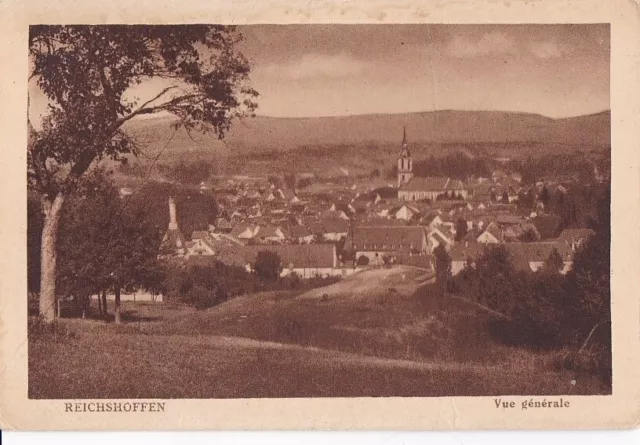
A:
114;285;122;324
97;292;103;315
39;192;66;322
101;289;108;320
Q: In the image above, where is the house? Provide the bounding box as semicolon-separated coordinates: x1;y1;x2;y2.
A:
557;228;596;252
255;225;287;244
321;209;350;220
289;225;315;244
394;204;420;221
344;226;430;265
428;226;455;252
186;232;245;257
186;231;217;256
271;244;339;278
503;222;541;242
421;213;444;232
450;242;488;275
214;218;232;234
232;223;260;240
320;218;350;241
450;241;574;276
211;244;351;279
496;214;524;227
505;242;573;274
477;222;503;244
399;177;469;201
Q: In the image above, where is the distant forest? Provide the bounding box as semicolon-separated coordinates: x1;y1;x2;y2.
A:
388;151;610;185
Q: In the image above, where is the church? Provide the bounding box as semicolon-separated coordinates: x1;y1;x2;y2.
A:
396;127;468;202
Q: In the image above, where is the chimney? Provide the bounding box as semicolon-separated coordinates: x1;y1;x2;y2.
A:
168;197;178;230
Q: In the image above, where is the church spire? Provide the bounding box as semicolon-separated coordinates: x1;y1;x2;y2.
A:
397;126;413;187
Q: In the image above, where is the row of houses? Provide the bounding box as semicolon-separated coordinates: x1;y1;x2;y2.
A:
450;228;595;276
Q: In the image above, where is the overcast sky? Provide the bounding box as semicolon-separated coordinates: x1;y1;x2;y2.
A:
237;24;609;118
29;24;609;123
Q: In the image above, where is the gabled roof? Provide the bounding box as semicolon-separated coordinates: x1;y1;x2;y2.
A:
159;228;187;256
450;242;488;261
212;244;336;269
479;222;503;242
445;179;465;190
257;225;284;238
289;225;314;238
348;226;427;251
320;218;350;234
557;228;596;243
496;214;524;225
399;177;450;192
505;242;572;271
531;215;562;240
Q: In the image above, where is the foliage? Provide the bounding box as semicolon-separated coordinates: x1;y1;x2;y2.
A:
544;248;564;273
452;187;611;384
518;227;540;242
158;159;216;185
283;174;296;190
539;186;550;209
356;255;370;266
412;152;491;180
454;218;468;242
29;25;257;200
55;169;163;309
126;180;218;239
254;251;283;282
28;25;257;319
433;244;452;294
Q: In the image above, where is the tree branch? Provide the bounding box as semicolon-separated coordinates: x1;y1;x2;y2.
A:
110;89;199;133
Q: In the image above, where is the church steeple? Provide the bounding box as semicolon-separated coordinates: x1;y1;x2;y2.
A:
397;126;413;187
401;126;409;154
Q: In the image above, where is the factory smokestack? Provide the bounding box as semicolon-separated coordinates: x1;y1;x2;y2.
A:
168;197;178;230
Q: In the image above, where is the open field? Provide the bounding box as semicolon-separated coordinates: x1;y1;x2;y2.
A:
29;267;610;398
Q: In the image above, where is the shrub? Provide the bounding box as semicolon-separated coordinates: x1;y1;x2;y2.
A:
254;251;283;282
357;255;370;266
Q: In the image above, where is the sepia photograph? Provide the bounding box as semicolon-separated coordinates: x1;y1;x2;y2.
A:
23;22;614;400
25;24;613;404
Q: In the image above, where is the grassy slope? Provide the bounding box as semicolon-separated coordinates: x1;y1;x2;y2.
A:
29;267;610;398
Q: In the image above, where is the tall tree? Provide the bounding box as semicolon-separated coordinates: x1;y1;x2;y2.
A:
539;186;550;209
454;218;468;242
56;169;163;322
433;244;452;295
254;251;283;283
28;25;258;321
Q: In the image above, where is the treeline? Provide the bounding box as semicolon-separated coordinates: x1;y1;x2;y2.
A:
509;153;604;185
157;159;218;185
28;173;219;297
389;152;492;180
441;188;611;383
414;153;492;179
